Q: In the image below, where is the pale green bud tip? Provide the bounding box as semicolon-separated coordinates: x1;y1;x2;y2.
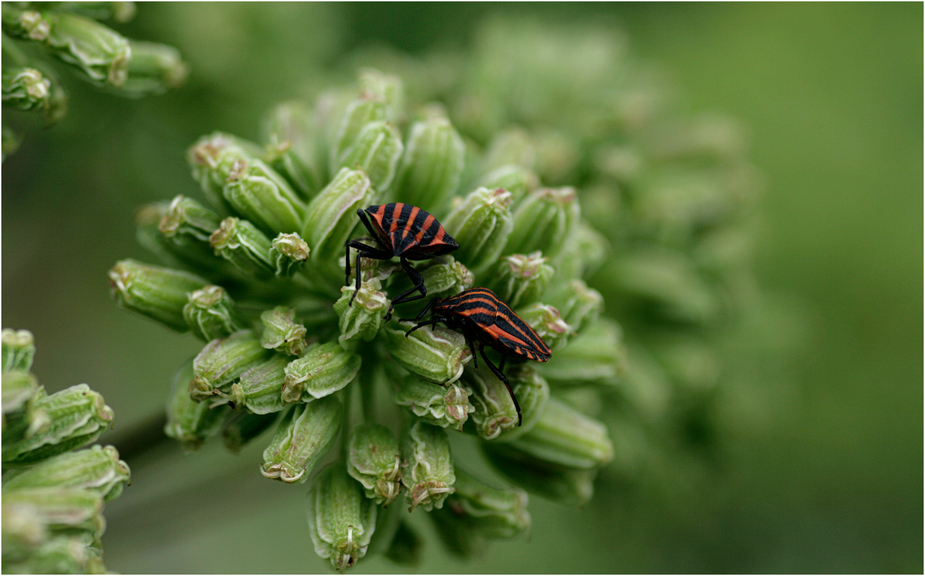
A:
183;285;247;342
210;217;275;277
261;398;342;483
44;11;131;87
2;369;40;418
358;68;404;119
335;120;403;192
547;279;603;336
221;354;288;415
347;424;403;506
444;187;514;274
333;279;388;350
463;367;518;440
124;40;188;96
382;323;471;385
165;360;225;451
518;304;572;352
260;306;307;356
2;487;103;532
419;257;474;299
158;195;221;241
394;375;473;431
2;68;51;111
2;445;131;502
402;421;456;511
108;259;208;332
308;464;378;571
490;251;554;309
2;8;50;41
190;330;270;401
282;342;361;403
270;233;310;277
221;153;305;235
2;328;36;372
507;186;579;260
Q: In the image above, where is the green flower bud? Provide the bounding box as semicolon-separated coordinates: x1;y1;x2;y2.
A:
488;251;554;309
501;396;612;469
2;370;46;442
221;151;306;235
307;463;378;571
347;424;402;506
334;120;403;193
164;359;226;451
543;279;603;337
481;441;598;506
402;421;456;511
461;367;517;440
219;354;288;415
393;375;473;431
358;68;404;123
2;328;35;372
183;285;249;342
262;101;323;198
269;232;311;277
43;11;131;87
259;307;308;357
2;445;130;502
122;40;187;97
333;278;388;351
282;342;361;403
108;259;208;332
186;133;262;214
516;303;573;352
3;534;103;574
2;8;50;41
50;2;137;23
190;330;270;402
443;187;514;275
331;94;388;174
392;108;465;210
381;323;471;385
493;364;550;441
505;187;579;261
2;68;50;111
478;164;538;203
221;411;280;455
261;397;342;484
3;385;114;466
533;129;581;184
2;488;103;538
210;217;275;278
158;194;223;246
417;256;474;300
481;127;536;174
135;203;220;277
538;319;626;387
302;167;373;265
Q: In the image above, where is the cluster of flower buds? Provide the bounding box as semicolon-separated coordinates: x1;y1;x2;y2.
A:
2;328;130;573
109;67;621;570
1;2;187;159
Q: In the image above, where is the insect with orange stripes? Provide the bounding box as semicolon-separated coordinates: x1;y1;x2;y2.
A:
346;203;459;321
403;287;552;426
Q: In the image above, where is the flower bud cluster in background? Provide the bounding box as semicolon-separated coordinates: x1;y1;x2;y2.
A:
1;2;187;159
2;329;130;574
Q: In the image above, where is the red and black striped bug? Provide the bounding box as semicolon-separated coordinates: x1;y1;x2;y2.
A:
403;287;551;426
346;203;459;321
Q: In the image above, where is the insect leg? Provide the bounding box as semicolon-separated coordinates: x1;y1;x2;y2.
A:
478;344;522;426
404;316;448;337
345;240;392;307
383;257;427;321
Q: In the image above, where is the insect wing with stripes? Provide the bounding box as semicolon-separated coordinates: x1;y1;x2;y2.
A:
345;203;459;320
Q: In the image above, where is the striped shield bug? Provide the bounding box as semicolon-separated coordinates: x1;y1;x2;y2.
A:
403;287;552;426
346;203;459;321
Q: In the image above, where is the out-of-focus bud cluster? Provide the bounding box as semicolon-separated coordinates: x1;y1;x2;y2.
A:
1;329;130;574
107;12;772;563
1;2;187;160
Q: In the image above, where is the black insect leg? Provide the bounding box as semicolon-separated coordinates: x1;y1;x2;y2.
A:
345;240;392;307
478;344;522;427
384;257;428;321
404;316;449;336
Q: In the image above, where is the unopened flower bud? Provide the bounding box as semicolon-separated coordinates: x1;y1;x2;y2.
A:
123;40;187;96
210;217;275;278
2;445;130;502
334;120;403;193
261;397;342;484
2;328;35;372
516;303;572;352
183;285;248;342
392;109;465;210
478;164;538;203
2;68;50;111
190;330;270;401
3;384;114;466
108;259;208;332
302;167;373;264
481;127;536;174
221;411;280;455
401;421;455;511
307;463;378;571
54;2;136;23
269;232;310;277
187;132;262;214
417;257;474;300
135;202;221;276
494;364;550;441
506;187;579;261
543;279;603;337
461;367;517;440
262;101;323;198
2;370;46;441
443;187;513;275
164;360;227;451
2;8;51;41
382;323;471;385
482;441;598;506
282;342;361;403
43;11;130;87
220;152;306;236
259;306;307;356
333;279;388;351
159;194;221;241
2;488;103;538
347;424;403;506
489;251;554;309
331;94;388;173
393;375;473;431
7;534;104;574
539;319;626;387
358;68;404;122
221;354;289;415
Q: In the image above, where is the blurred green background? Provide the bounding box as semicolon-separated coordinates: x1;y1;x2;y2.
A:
2;3;921;573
